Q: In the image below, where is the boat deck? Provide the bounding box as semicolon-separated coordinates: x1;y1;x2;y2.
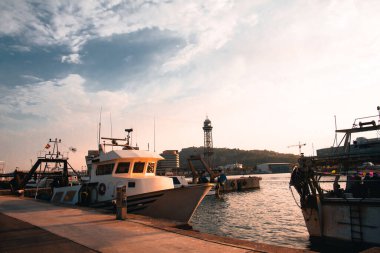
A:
0;195;309;253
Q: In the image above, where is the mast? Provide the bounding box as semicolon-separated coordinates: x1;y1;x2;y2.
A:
98;107;102;148
98;107;103;153
110;112;113;150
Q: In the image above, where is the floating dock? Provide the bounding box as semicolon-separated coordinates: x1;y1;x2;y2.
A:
0;195;310;253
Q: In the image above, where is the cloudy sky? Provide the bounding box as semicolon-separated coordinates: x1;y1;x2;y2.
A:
1;0;380;172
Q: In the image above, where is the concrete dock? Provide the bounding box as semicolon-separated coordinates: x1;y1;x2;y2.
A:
0;195;310;253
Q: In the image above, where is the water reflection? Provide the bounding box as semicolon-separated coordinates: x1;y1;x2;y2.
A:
191;173;374;252
190;173;309;249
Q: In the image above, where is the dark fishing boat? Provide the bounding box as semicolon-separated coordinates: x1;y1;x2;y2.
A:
290;107;380;246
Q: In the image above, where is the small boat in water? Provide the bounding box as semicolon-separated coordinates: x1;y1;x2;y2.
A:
52;129;212;224
290;108;380;246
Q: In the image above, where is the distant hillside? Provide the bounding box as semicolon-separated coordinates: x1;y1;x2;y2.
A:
179;147;298;169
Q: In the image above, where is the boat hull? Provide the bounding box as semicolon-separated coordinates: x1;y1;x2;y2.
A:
302;197;380;245
221;176;261;192
127;184;212;223
52;183;212;224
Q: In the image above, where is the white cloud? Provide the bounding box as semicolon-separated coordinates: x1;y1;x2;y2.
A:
10;45;31;52
0;74;132;170
61;53;81;64
0;1;39;35
20;75;43;82
0;0;259;68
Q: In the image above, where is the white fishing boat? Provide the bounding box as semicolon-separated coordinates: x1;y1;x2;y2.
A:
290;108;380;246
52;129;212;223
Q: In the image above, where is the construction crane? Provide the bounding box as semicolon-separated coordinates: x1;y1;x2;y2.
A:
288;142;306;155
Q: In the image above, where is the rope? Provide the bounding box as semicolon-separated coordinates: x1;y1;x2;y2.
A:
289;185;301;209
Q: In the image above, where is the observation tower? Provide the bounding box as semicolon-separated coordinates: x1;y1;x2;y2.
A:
203;116;214;168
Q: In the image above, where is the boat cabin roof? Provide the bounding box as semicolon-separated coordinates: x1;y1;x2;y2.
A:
336;125;380;134
99;149;163;162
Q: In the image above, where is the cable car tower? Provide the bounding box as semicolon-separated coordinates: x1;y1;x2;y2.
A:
203;116;214;168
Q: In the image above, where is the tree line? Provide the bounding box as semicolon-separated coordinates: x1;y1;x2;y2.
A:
179;147;298;169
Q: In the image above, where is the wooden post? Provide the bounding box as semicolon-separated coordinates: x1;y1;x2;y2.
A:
116;185;127;220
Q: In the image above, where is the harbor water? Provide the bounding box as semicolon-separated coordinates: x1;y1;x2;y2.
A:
190;173;310;250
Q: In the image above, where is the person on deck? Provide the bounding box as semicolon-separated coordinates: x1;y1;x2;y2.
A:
198;171;209;184
216;170;227;198
363;173;371;197
333;175;343;197
370;172;380;197
352;173;363;198
345;174;354;193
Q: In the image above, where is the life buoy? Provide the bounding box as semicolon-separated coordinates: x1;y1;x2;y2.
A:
98;183;106;195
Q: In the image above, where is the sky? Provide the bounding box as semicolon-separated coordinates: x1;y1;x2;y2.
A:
1;0;380;172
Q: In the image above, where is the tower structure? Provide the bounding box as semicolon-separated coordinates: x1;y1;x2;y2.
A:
203;116;214;168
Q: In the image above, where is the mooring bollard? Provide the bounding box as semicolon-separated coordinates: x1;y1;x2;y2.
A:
116;185;127;220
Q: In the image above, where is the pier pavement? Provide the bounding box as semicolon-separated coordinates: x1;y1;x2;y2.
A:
0;195;311;253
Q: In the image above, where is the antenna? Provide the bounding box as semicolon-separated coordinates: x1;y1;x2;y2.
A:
333;115;338;147
110;112;113;138
110;112;113;150
125;128;133;146
98;107;102;147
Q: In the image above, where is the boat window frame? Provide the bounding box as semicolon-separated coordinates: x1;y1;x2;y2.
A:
132;162;145;174
115;162;131;174
96;163;115;176
147;162;155;174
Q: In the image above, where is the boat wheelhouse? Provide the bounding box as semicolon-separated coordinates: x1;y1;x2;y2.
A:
85;148;174;203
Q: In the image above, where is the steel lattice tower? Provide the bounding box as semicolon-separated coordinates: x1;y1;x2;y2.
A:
203;116;213;168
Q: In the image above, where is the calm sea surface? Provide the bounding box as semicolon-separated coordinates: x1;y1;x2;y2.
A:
190;173;310;250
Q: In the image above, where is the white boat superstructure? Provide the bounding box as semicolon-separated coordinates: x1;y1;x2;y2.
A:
52;129;212;223
86;149;174;202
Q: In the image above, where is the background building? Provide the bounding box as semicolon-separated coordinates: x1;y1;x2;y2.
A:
157;150;180;175
217;163;243;171
256;163;291;174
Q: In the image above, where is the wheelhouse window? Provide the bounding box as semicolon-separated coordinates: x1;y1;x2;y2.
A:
147;162;155;173
133;162;145;173
96;163;114;175
116;162;130;174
